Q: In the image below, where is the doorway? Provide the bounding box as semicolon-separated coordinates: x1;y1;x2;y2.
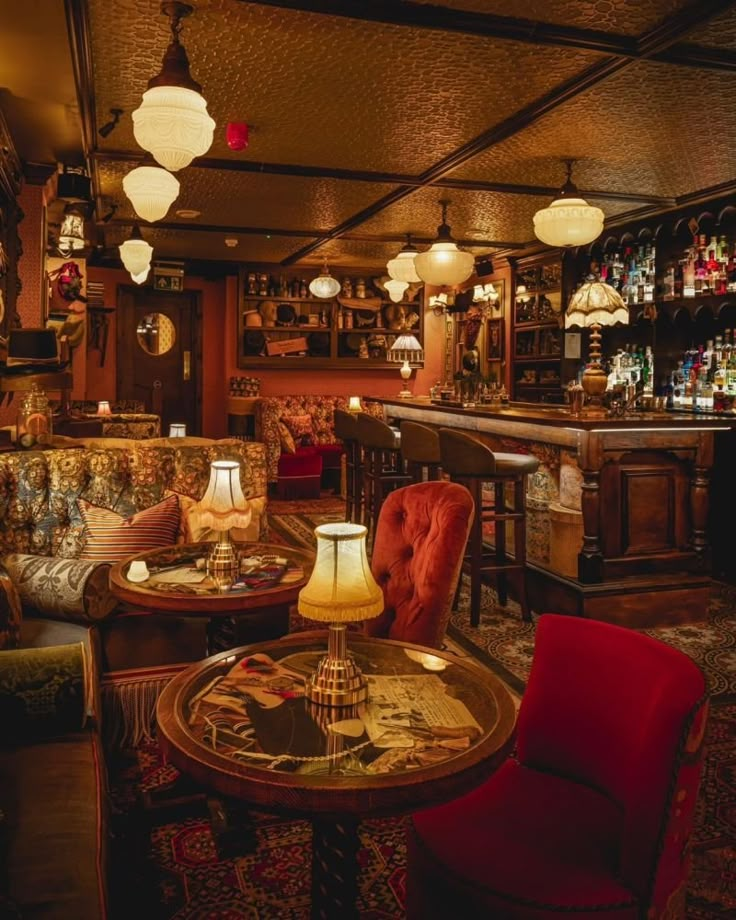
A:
116;286;202;435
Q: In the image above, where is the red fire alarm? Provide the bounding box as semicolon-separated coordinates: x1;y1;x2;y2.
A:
226;122;249;151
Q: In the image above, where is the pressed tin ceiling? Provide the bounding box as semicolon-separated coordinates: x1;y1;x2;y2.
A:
59;0;736;269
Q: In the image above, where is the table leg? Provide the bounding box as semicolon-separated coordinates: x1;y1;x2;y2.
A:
311;817;360;920
205;604;292;655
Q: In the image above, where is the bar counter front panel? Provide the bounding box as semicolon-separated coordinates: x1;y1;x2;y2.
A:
377;398;735;627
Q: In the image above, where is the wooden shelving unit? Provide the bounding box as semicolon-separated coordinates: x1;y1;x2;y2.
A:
511;256;564;403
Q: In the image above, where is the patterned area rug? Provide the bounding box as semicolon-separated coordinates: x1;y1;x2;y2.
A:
107;503;736;918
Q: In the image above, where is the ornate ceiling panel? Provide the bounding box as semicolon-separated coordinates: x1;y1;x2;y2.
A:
97;159;395;232
450;60;736;199
682;5;736;47
103;224;313;263
351;186;633;246
412;0;694;35
88;0;606;175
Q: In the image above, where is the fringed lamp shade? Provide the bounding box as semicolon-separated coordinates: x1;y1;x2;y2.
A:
298;523;384;706
196;460;251;532
565;280;629;329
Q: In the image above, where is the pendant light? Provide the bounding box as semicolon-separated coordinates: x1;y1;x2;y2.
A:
131;266;151;285
384;279;409;303
123;164;180;223
533;160;604;248
413;201;475;287
132;2;215;172
387;235;421;284
119;224;153;278
309;262;341;299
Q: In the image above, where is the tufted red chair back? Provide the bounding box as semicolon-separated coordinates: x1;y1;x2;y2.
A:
518;614;708;908
363;481;473;648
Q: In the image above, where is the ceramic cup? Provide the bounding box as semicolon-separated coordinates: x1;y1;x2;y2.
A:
127;560;150;583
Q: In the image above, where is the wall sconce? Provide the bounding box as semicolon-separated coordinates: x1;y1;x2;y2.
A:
515;284;531;303
429;292;449;316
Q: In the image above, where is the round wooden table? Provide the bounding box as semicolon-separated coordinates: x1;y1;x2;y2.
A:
157;632;517;918
110;541;314;652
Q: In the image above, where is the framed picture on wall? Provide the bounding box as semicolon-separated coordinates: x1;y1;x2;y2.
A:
487;318;504;360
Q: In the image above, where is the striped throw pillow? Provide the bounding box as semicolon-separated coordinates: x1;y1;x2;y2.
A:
78;493;180;562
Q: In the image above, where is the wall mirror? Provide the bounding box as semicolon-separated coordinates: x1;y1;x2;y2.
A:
136;312;176;356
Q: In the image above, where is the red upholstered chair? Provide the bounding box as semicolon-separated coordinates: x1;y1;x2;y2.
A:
363;481;474;648
407;614;709;919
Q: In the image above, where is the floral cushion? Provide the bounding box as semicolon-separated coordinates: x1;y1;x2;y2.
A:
3;553;117;623
278;421;296;454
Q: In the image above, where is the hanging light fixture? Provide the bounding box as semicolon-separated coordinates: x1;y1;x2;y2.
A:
119;224;153;279
387;234;421;284
533;160;604;248
309;262;341;299
132;2;215;172
131;266;151;285
123;165;180;223
413;201;475;287
384;278;409;303
58;205;86;255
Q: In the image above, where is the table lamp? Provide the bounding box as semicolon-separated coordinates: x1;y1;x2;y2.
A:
195;460;252;579
169;422;186;437
390;334;423;398
298;523;384;706
565;277;628;417
97;400;112;416
347;396;362;413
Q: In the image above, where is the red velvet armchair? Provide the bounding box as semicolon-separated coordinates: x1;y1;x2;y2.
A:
407;614;709;919
363;481;474;648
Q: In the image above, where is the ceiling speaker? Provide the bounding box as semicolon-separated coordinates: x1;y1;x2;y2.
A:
476;257;494;277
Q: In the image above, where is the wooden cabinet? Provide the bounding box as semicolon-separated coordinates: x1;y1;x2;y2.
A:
236;267;424;370
511;256;565;402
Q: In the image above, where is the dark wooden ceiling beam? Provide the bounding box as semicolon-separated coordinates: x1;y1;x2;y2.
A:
281;0;735;265
90;149;672;205
106;218;519;249
236;0;736;72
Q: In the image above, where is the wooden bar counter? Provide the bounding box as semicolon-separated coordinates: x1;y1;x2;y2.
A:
377;397;736;627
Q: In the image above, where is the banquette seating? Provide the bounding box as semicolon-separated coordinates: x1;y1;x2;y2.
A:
253;395;384;498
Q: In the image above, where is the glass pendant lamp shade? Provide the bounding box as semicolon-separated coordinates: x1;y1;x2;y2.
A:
119;225;153;278
132;3;215;172
413;202;474;286
387;236;421;283
131;266;151;285
123;165;180;223
309;263;341;299
533;161;604;248
385;278;409;303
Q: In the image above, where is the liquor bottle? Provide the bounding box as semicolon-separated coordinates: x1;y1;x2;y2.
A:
643;273;655;303
643;346;654;396
662;262;676;300
682;246;696;298
728;247;736;292
694;244;708;294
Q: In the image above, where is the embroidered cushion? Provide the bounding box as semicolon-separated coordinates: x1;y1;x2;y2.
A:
78;492;180;561
280;414;315;448
278;421;297;454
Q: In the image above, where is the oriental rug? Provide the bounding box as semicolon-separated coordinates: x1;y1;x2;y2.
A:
107;501;736;918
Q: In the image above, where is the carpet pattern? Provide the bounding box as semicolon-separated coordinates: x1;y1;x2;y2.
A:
107;501;736;918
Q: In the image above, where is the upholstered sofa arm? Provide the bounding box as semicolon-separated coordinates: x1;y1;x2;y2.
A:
3;555;117;624
0;642;90;741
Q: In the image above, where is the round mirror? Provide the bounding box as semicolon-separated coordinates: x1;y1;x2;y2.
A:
136;312;176;356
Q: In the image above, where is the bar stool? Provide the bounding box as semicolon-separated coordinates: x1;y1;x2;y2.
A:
333;408;361;523
400;421;442;483
357;412;412;544
438;428;539;626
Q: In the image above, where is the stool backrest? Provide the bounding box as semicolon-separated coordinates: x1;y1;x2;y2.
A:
364;481;474;648
357;412;397;450
400;421;440;465
333;408;357;442
439;428;497;475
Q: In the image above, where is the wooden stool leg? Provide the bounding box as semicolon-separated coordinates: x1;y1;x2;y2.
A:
469;479;483;627
494;481;508;607
355;447;364;526
345;446;354;523
363;450;374;539
514;476;532;622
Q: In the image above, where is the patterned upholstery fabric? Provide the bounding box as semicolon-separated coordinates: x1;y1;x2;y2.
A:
99;415;161;440
4;555;116;623
254;395;385;482
70;400;146;414
0;562;22;650
0;642;87;739
280;414;315;447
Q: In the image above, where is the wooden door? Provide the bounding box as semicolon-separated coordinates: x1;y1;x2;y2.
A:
116;286;202;435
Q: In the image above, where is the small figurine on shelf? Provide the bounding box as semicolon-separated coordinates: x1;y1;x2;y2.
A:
358;337;369;358
342;277;353;298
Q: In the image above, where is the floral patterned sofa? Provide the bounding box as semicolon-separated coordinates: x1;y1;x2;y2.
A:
69;399;161;439
253;395;385;495
0;436;268;744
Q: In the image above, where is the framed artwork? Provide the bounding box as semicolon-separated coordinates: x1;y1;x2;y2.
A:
487;318;504;360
